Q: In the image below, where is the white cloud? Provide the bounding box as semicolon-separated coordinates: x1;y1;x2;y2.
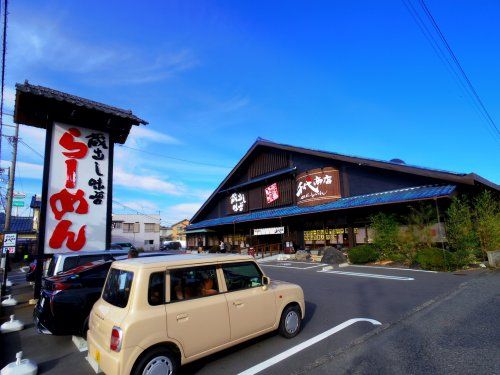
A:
129;126;181;145
4;87;15;111
113;167;185;196
162;202;203;224
1;160;43;180
9;18;197;86
113;199;159;214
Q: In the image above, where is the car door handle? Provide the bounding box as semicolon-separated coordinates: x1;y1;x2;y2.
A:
233;301;244;307
176;313;189;321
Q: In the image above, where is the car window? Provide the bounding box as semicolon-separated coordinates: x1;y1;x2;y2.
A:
148;272;165;306
102;268;134;308
170;265;218;302
45;257;55;276
78;255;107;266
62;256;79;272
222;262;263;292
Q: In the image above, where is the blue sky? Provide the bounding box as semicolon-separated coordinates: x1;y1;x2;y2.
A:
2;0;499;225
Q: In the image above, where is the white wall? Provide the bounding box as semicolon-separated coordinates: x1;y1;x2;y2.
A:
112;214;160;251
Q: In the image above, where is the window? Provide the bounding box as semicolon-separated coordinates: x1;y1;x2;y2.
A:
222;262;263;292
144;240;154;245
123;223;134;233
112;221;122;229
148;272;165;306
170;265;218;302
102;269;134;308
145;223;156;232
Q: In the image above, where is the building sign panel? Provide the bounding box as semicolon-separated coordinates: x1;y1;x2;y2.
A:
254;226;285;236
44;123;109;254
265;183;279;204
229;192;247;213
296;167;341;206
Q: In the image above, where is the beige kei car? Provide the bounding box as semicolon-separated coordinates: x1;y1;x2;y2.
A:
87;254;305;375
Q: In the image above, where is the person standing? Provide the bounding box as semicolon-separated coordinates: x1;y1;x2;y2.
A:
219;240;226;253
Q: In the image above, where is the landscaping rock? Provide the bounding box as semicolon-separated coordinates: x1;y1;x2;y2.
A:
321;247;347;265
295;250;310;261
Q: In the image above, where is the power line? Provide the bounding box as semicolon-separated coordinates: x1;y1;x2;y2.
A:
417;0;500;140
112;199;161;223
19;139;44;158
117;144;231;169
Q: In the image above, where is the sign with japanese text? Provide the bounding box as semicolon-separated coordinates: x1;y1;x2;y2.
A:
254;226;285;236
44;123;109;253
265;183;279;204
3;233;17;247
229;192;247;213
296;167;341;207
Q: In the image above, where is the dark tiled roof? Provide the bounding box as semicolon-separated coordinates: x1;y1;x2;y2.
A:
187;185;456;230
16;81;148;125
0;213;34;233
219;166;297;193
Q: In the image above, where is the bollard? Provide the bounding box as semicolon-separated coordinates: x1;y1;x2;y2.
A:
1;315;24;333
0;352;37;375
1;295;18;307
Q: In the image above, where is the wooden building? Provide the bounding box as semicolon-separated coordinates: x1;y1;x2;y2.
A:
186;138;498;252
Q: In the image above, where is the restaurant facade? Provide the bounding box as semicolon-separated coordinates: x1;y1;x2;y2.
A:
186;138;498;252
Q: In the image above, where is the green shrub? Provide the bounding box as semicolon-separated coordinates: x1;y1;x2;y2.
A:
416;247;456;271
370;212;399;259
348;245;379;264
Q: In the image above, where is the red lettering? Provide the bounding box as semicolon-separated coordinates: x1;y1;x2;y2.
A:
49;188;89;220
65;159;77;188
49;220;86;251
59;128;88;159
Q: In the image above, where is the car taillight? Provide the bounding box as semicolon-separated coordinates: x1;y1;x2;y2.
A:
110;326;122;352
52;282;71;291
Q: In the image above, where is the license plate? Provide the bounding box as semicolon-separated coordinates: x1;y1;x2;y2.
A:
94;350;100;364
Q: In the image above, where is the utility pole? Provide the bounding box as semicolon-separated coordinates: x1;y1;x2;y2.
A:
1;122;19;297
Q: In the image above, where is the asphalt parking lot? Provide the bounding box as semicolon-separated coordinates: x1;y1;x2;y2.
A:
0;261;485;374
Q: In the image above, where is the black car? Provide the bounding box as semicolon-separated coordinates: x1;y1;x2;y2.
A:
34;251;177;338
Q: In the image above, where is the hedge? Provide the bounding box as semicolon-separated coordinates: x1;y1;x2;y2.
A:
348;245;379;264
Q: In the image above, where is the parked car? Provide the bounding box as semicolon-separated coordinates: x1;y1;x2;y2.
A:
87;254;305;375
111;242;136;251
33;251;176;338
161;241;183;250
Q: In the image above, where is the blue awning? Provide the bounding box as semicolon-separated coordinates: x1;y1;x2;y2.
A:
187;185;456;230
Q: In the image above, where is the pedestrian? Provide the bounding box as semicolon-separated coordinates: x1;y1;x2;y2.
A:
197;238;203;253
219;240;226;253
128;249;139;259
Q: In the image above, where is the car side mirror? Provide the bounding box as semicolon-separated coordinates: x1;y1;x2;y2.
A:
262;276;270;290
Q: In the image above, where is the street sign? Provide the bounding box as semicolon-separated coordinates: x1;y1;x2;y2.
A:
12;200;24;207
4;246;15;254
13;192;26;199
3;233;17;247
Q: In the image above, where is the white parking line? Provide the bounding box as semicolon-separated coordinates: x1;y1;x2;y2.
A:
319;270;414;281
238;318;382;375
261;264;327;270
347;264;437;273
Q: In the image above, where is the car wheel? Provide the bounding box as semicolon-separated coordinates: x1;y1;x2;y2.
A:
133;347;179;375
81;316;89;340
278;304;302;338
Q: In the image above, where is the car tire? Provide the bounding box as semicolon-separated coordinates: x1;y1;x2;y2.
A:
81;316;89;340
133;347;179;375
278;304;302;338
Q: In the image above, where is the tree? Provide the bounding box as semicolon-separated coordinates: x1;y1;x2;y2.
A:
473;190;500;256
446;196;478;266
370;212;399;258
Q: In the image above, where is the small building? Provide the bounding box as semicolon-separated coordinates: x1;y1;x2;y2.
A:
171;219;190;242
0;212;37;258
112;214;160;251
160;225;173;244
186;138;498;252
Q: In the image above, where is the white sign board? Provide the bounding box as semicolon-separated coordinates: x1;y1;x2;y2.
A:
3;233;17;247
253;227;285;236
44;123;109;254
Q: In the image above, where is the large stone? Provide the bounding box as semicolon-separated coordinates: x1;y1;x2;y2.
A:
295;250;310;261
321;247;347;265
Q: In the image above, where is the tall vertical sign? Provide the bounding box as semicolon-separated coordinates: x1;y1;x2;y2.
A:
44;123;110;253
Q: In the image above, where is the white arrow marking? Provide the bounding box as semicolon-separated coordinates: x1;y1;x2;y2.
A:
238;318;382;375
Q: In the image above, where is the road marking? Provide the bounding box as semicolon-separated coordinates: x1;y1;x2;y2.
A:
319;270;414;281
238;318;382;375
346;264;437;273
261;264;327;270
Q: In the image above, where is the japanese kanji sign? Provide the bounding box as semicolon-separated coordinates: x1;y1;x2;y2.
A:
44;123;110;253
265;183;279;204
295;167;341;206
229;192;247;213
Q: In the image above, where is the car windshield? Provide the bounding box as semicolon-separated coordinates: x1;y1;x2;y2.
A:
102;268;134;308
